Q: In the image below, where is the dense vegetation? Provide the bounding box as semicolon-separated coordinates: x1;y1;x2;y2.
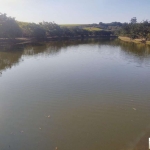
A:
99;18;150;42
99;22;126;31
120;19;150;41
1;13;149;42
0;13;112;39
0;13;22;38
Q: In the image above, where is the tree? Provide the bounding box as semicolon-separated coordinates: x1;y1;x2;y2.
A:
39;22;62;37
138;20;150;41
0;13;22;38
121;20;150;41
130;17;137;24
26;23;46;38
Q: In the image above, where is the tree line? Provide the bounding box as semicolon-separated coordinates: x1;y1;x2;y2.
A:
0;13;112;39
120;18;150;41
98;18;150;42
2;13;149;41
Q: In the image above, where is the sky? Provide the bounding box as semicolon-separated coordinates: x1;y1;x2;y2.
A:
0;0;150;24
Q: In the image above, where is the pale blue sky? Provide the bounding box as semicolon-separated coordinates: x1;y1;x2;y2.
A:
0;0;149;24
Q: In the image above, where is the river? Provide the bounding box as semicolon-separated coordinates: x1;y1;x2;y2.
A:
0;39;150;150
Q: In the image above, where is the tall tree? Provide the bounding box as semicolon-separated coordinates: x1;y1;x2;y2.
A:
130;17;137;24
0;13;21;38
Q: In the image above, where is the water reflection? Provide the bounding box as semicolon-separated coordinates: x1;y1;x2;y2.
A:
0;39;150;74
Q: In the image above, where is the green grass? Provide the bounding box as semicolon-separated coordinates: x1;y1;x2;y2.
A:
59;24;88;27
17;21;30;28
83;27;101;31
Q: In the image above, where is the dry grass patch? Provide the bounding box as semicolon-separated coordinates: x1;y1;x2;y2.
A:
119;36;150;45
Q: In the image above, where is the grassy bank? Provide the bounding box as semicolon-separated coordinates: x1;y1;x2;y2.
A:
83;27;101;31
119;36;150;45
59;24;88;27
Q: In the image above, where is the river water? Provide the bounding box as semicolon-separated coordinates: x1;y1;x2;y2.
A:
0;39;150;150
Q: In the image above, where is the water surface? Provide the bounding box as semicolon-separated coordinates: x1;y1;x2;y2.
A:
0;39;150;150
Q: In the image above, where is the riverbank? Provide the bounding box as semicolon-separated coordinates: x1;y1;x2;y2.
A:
119;36;150;45
0;36;118;45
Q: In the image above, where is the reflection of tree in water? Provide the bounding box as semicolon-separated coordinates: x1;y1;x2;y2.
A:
0;45;24;74
0;39;150;73
114;40;150;66
116;40;150;57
